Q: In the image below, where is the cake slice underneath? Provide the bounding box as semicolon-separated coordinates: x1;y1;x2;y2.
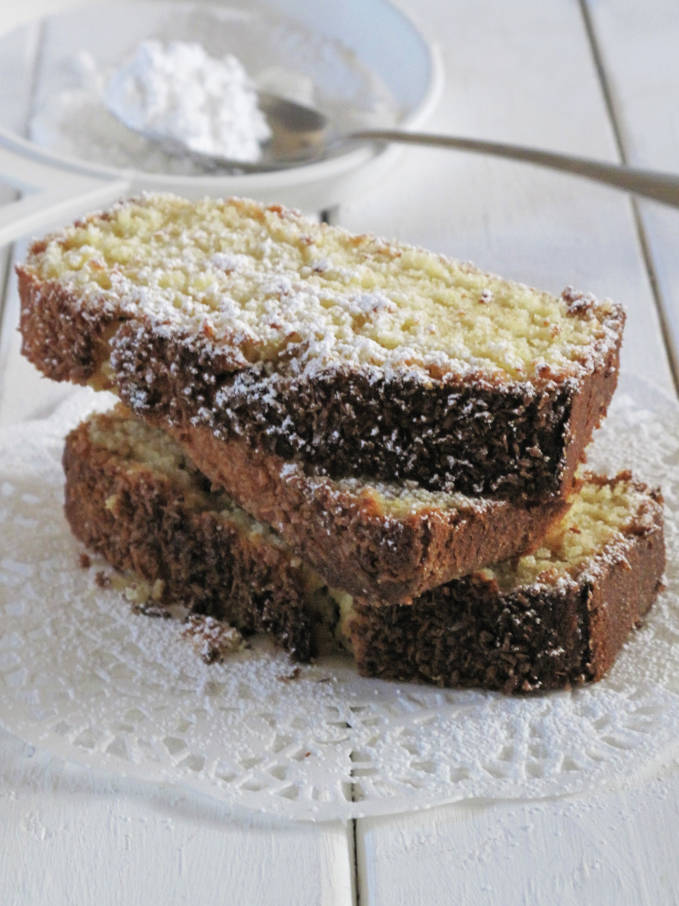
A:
63;409;665;693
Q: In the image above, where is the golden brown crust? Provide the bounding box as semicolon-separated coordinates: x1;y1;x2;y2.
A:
348;509;665;693
18;263;617;603
106;320;623;502
18;270;117;386
583;486;665;681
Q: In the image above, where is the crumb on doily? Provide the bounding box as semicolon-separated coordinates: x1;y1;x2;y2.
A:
116;574;166;608
181;614;244;664
278;666;301;682
79;552;91;569
95;570;111;588
93;568;173;618
131;602;171;619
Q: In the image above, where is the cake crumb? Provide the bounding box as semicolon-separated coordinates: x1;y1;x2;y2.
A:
79;552;91;569
181;614;244;664
278;666;301;682
131;602;171;619
95;570;111;588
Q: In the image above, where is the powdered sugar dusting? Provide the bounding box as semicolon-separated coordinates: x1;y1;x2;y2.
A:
106;40;271;163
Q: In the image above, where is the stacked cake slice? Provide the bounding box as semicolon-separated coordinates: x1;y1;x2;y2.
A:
63;409;663;692
17;194;665;692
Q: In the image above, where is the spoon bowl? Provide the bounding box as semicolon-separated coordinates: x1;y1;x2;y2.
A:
109;90;334;172
258;93;330;166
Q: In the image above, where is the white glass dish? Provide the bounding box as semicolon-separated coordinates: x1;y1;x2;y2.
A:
0;0;442;244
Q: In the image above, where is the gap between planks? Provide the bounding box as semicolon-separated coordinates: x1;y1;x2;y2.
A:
578;0;679;397
321;204;360;906
0;19;44;389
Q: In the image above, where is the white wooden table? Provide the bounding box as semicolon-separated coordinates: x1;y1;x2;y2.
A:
1;1;678;902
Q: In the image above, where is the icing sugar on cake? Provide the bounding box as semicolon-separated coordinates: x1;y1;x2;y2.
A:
26;193;622;382
106;41;271;163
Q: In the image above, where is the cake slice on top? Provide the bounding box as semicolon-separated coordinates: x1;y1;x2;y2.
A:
19;193;624;502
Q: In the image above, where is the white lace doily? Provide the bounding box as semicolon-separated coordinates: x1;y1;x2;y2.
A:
1;374;678;821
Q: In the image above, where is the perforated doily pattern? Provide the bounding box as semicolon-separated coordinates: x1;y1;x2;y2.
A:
1;375;678;821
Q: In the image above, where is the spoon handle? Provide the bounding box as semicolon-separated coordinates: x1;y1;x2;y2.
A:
352;129;679;208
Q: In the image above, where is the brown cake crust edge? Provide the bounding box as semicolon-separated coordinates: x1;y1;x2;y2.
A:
62;418;316;660
18;264;624;503
583;492;666;681
348;484;665;692
19;269;584;606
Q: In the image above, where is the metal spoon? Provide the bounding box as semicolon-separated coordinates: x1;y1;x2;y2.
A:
114;91;679;208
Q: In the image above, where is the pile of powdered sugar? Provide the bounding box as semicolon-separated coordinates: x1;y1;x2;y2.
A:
30;42;289;173
106;40;271;163
30;48;208;174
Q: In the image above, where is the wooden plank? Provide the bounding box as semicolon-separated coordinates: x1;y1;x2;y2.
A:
340;0;677;901
0;12;356;906
339;0;675;394
0;727;354;906
0;23;41;420
358;759;679;906
583;0;679;387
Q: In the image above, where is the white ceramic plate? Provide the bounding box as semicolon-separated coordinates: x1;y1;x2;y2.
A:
0;0;442;240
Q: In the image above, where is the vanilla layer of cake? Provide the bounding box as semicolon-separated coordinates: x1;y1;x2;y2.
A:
28;194;620;382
